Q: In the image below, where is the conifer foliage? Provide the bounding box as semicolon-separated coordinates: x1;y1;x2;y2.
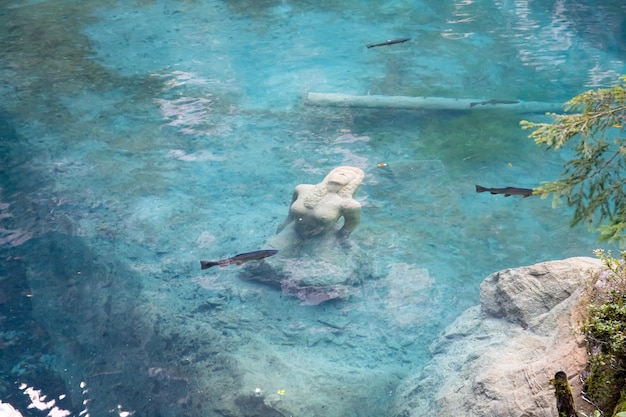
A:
521;76;626;243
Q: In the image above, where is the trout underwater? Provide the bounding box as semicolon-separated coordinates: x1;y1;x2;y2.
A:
475;184;534;197
366;38;411;49
469;99;520;107
200;249;278;269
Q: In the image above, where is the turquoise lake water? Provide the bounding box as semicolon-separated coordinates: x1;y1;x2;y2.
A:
1;1;625;416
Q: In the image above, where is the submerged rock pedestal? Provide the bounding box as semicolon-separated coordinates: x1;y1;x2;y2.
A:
242;235;371;305
242;166;371;304
390;257;603;417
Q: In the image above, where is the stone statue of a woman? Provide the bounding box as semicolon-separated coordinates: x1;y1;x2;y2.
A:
242;166;370;304
276;166;364;240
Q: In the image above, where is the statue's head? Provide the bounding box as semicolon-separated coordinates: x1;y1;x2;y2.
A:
324;166;364;196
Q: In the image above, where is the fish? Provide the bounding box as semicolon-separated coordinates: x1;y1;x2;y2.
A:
200;249;278;269
366;37;411;49
469;99;520;108
376;162;398;182
475;184;534;197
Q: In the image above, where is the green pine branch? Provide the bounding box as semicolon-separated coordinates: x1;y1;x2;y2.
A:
520;75;626;243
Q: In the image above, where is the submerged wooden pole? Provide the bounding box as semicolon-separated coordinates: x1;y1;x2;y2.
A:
305;92;564;113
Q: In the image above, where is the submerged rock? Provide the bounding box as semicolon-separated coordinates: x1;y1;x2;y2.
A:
241;235;372;305
390;257;603;417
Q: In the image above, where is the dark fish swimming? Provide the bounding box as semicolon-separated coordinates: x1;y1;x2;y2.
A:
200;249;279;269
469;99;520;108
475;184;534;197
366;38;411;49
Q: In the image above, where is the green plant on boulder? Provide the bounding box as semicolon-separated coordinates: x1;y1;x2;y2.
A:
581;249;626;416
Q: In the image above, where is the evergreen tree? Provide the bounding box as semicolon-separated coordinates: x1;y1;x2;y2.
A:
521;75;626;243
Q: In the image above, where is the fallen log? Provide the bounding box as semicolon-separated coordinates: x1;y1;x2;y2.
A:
305;92;564;113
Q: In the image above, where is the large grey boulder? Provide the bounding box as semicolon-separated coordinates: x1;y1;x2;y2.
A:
390;257;603;417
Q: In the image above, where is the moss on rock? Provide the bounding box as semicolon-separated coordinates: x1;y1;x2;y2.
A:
583;353;625;414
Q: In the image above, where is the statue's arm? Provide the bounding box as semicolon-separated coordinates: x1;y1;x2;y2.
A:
276;189;299;234
338;201;361;237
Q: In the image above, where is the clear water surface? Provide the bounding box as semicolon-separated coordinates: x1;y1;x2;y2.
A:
1;1;625;416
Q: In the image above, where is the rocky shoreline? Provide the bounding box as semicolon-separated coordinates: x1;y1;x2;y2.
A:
390;257;603;417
